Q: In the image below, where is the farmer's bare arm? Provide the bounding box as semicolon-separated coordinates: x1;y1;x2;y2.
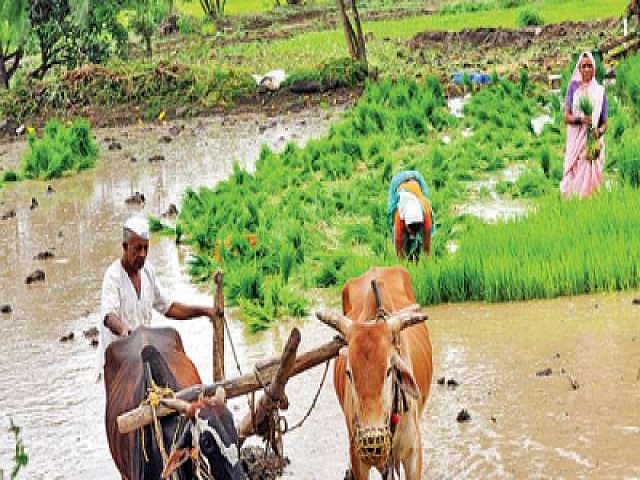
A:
165;302;214;321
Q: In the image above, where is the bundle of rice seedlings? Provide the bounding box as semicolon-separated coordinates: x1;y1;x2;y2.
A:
578;95;600;162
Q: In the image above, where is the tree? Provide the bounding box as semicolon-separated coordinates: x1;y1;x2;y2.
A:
336;0;366;65
0;0;28;89
28;0;75;79
130;0;170;60
65;0;129;67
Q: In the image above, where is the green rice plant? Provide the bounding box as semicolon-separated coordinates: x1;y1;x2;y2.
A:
578;95;600;161
617;54;640;120
614;126;640;187
516;168;551;197
519;68;529;94
412;186;640;304
2;170;19;182
279;244;296;284
540;147;551;177
21;119;98;180
148;215;176;235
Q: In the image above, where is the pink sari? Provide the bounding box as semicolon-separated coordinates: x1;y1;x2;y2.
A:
560;52;606;199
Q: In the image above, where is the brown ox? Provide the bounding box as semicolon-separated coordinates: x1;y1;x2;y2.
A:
317;266;433;479
104;326;245;480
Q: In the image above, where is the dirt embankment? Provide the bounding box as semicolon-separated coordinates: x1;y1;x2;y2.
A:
407;18;621;81
0;85;363;144
409;19;619;51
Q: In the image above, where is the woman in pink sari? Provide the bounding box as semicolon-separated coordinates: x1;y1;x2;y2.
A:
560;51;608;198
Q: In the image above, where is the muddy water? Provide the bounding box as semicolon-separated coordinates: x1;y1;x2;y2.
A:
1;111;640;479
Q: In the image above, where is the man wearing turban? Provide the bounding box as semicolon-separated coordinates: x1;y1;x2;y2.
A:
97;216;215;372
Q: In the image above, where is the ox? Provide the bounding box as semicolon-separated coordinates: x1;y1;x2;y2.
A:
317;266;433;479
104;326;246;480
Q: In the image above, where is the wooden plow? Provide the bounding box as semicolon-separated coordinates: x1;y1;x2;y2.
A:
117;270;345;457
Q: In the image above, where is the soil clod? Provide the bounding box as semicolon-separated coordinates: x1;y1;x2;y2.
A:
26;269;45;284
34;250;55;260
240;446;290;480
536;367;553;377
125;192;145;205
1;209;16;220
456;409;471;423
163;204;179;217
60;332;74;342
1;305;12;314
437;376;446;385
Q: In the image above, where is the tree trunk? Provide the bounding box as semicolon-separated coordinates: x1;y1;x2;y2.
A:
336;0;367;65
349;0;367;63
0;59;8;89
336;0;357;60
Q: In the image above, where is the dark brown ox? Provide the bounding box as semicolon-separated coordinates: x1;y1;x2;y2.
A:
104;326;245;480
317;266;433;479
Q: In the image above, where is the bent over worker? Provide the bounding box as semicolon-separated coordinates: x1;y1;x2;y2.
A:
387;170;435;260
97;216;216;373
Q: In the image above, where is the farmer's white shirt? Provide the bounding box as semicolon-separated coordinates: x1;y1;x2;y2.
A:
97;259;173;371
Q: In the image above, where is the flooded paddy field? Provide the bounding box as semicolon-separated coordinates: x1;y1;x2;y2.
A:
1;107;639;479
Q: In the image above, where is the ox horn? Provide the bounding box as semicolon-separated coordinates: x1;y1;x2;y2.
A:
160;398;192;415
316;309;352;338
388;304;428;334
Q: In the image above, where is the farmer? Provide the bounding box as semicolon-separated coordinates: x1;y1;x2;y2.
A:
97;216;216;373
561;51;608;198
387;170;435;260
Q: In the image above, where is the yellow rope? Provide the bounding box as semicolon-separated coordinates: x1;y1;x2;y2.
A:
138;378;176;467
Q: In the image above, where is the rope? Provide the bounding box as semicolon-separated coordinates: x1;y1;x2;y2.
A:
287;360;330;433
138;378;176;472
223;313;243;375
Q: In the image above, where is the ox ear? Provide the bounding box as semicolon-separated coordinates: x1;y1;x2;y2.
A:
162;427;194;478
391;353;420;399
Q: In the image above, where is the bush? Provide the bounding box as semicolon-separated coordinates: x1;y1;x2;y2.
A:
517;8;544;27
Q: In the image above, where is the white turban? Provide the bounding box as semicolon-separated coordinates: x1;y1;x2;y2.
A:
124;216;149;240
398;191;424;225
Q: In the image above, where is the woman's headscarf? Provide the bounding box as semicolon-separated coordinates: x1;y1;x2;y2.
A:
569;51;599;85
